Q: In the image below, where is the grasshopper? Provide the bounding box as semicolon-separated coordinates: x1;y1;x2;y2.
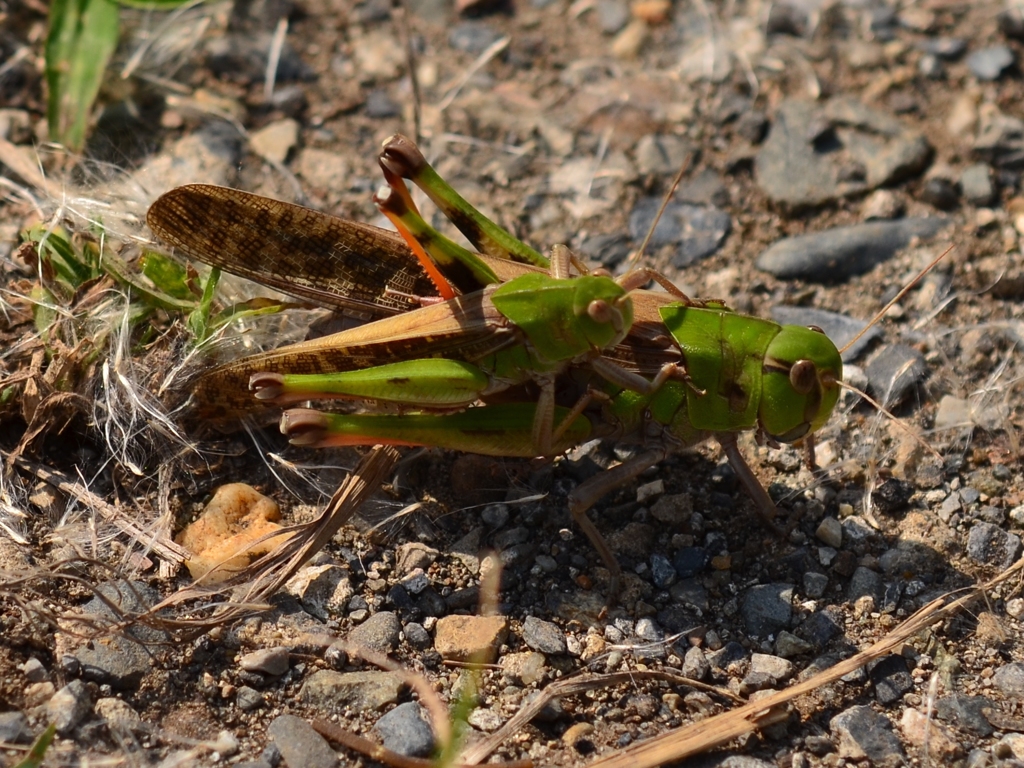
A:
147;136;845;600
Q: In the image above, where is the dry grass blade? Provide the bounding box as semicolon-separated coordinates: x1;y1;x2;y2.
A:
12;457;188;565
141;445;399;631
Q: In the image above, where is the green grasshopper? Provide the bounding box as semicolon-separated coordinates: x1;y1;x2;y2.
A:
147;136;845;600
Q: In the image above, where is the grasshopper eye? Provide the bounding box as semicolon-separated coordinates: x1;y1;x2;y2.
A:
588;299;614;326
789;360;817;395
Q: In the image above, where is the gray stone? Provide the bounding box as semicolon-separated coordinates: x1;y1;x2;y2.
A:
448;22;503;54
803;571;829;598
267;714;337;768
960;164;995;206
635;617;663;643
0;711;31;744
848;567;883;603
240;647;290;676
596;0;629;34
865;344;927;406
740;583;793;636
815;517;843;548
756;218;948;281
967;46;1015;80
681;646;710;680
628;198;731;267
830;704;905;765
522;616;566;655
364;89;401;119
236;686;264;711
935;694;995;736
750;653;795;682
774;631;813;658
374;702;435;758
20;657;47;683
994;662;1024;698
868;654;913;705
71;581;166;689
770;306;881;362
299;670;404;711
347;611;402;654
403;622;432;650
966;523;1023;569
95;697;143;733
919;37;967;60
47;680;92;735
395;543;438;575
650;554;677;588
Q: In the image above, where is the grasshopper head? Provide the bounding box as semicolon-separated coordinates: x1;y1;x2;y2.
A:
575;276;634;350
758;325;842;443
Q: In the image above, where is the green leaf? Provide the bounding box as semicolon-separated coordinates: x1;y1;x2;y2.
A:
12;723;55;768
45;0;120;150
139;250;195;301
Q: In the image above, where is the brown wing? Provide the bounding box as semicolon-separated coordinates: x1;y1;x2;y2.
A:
189;289;519;420
147;184;439;318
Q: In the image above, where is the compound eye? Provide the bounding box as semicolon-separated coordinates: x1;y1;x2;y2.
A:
588;299;613;325
789;359;817;395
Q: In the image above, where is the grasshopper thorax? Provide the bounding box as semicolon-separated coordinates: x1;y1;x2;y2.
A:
759;325;843;443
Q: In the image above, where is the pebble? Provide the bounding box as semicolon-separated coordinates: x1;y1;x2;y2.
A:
934;395;971;430
769;306;881;362
774;631;813;658
740;583;793;637
861;189;904;220
919;37;967;60
0;711;31;743
797;609;841;648
396;543;439;575
803;572;828;598
365;89;401;119
20;657;47;682
967;46;1015;81
815;517;842;548
239;647;290;676
628;199;731;267
650;554;677;588
919;177;959;210
757;218;947;281
864;344;928;406
400;568;429;595
95;697;143;733
501;651;547;685
299;670;404;711
966;523;1023;569
934;694;995;736
596;0;629;34
467;707;504;732
562;721;595;748
830;704;905;765
434;615;509;663
847;566;882;604
682;646;710;680
71;580;167;689
250;119;299;164
869;654;913;705
285;564;353;620
374;702;434;757
960;164;995;206
403;622;432;650
47;679;92;735
871;479;915;514
236;686;264;711
994;662;1024;698
750;653;795;683
522;616;567;655
267;714;337;768
448;22;503;54
900;708;963;759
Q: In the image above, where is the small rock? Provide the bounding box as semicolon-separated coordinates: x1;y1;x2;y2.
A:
299;670;405;711
0;711;32;744
400;568;429;595
650;554;677;588
250;119;300;164
365;89;401;119
374;702;434;758
966;523;1023;569
960;164;995;206
501;651;547;685
919;177;959;210
236;686;264;711
934;395;971;430
268;714;337;768
967;46;1015;81
935;694;995;736
562;721;595;749
861;189;904;220
682;646;710;680
815;517;843;548
651;493;692;525
20;657;47;683
872;479;915;514
47;679;92;735
434;615;508;663
403;623;432;650
865;344;927;406
285;564;354;620
900;708;963;760
803;572;829;598
239;647;290;676
295;148;349;193
522;616;567;655
756;218;947;281
774;631;813;658
750;653;795;682
596;0;630;34
848;567;883;603
448;21;503;54
628;198;731;267
869;655;913;705
994;662;1024;698
740;583;793;637
95;697;143;733
467;707;504;732
831;704;905;765
396;543;439;575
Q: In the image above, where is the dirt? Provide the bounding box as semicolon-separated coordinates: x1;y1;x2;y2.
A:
1;0;1024;766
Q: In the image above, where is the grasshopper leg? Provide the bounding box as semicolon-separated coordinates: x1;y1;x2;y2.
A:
568;448;669;608
716;432;784;534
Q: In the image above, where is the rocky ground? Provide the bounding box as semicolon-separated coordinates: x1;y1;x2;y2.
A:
1;0;1024;765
